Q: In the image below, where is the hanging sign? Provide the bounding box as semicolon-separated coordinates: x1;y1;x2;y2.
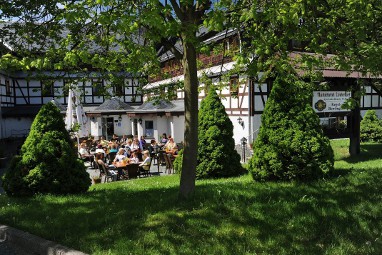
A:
313;91;351;112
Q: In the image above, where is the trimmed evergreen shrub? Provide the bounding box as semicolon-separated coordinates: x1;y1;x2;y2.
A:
2;102;91;196
173;149;183;174
248;77;334;181
360;110;382;142
197;88;245;178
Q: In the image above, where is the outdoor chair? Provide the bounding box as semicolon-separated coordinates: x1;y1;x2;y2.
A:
108;152;117;164
164;153;174;174
138;158;152;178
78;152;95;168
97;162;117;183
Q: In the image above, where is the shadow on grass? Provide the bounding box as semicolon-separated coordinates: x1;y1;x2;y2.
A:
342;144;382;164
1;171;382;255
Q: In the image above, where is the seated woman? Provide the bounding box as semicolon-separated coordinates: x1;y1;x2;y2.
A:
138;150;152;174
130;151;140;164
158;133;168;148
148;139;159;155
164;137;178;155
95;144;107;158
95;153;118;181
113;148;127;163
108;143;118;156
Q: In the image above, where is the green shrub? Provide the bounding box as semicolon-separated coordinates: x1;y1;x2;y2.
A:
197;88;245;178
360;110;382;142
2;102;91;196
248;77;334;181
173;149;183;174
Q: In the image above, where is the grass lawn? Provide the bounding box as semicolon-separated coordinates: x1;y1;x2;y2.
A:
1;139;382;254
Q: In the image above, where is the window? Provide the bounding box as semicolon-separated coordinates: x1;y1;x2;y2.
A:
115;84;124;97
230;77;239;96
63;80;71;97
92;79;103;96
41;79;55;97
5;79;11;96
144;120;154;138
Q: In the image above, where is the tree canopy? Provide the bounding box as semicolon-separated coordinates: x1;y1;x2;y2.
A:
2;1;382;195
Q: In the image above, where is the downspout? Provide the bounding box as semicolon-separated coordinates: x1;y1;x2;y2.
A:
248;78;252;144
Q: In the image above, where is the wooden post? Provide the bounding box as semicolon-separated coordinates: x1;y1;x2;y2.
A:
349;80;361;155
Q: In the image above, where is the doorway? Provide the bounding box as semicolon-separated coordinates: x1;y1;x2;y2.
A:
102;117;114;140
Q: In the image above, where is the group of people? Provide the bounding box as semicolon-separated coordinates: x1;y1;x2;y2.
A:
147;133;179;158
79;133;179;180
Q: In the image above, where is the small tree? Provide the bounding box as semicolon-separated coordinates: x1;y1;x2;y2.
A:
197;88;245;178
360;110;382;142
248;77;334;181
2;102;91;196
173;149;183;174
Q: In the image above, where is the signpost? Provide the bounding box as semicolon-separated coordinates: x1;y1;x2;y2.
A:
313;91;351;113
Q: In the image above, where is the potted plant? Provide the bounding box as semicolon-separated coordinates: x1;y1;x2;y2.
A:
92;176;102;184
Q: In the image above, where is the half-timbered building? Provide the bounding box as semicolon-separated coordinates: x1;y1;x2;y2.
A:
2;27;382;149
146;29;382;146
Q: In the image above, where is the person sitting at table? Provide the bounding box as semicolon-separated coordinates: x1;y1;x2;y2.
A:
164;137;178;155
95;153;118;180
95;144;107;158
139;150;151;172
79;143;94;164
159;133;168;148
111;134;119;143
131;138;143;153
120;135;128;145
139;135;146;149
109;143;118;153
130;151;139;164
122;145;131;157
99;136;108;147
148;139;159;155
125;139;133;150
113;148;127;163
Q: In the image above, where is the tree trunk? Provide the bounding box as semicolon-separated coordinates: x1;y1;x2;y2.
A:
179;32;199;200
349;81;361;155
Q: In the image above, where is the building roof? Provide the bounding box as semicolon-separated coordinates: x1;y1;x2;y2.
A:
137;100;175;110
128;100;185;115
94;97;134;111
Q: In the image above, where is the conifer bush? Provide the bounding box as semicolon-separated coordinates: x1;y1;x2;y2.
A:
2;102;91;196
173;149;183;174
360;110;382;142
248;77;334;181
197;88;245;178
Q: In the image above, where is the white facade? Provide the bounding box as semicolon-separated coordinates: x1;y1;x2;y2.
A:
2;64;382;146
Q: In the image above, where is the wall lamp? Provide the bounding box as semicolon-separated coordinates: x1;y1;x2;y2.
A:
118;115;122;122
138;118;143;124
